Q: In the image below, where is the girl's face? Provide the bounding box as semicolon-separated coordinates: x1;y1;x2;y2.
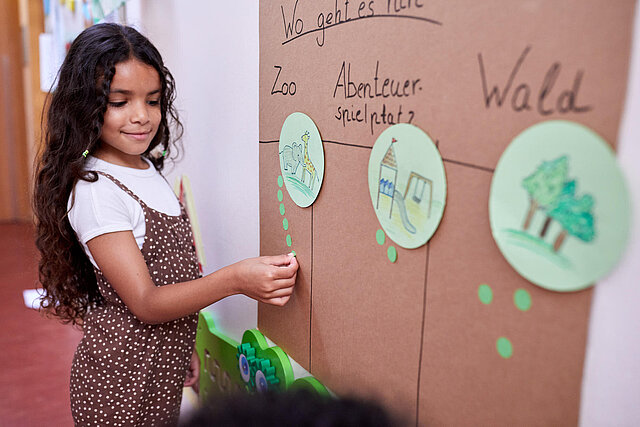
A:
96;58;162;168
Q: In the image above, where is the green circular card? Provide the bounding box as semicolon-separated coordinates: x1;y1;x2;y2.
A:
368;124;446;249
278;112;324;207
489;120;631;292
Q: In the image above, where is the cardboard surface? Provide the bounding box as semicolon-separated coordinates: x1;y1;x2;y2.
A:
311;143;426;421
258;143;312;369
419;162;592;425
259;0;633;423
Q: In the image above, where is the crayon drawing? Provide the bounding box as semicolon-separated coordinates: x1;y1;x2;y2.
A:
278;113;324;207
368;124;446;249
490;120;630;291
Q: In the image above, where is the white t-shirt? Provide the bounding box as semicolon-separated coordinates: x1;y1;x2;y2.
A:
67;156;181;268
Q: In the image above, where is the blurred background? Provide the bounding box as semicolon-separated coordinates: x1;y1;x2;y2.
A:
0;1;260;424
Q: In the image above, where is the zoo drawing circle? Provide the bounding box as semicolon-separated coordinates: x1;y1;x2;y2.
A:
368;123;447;249
278;112;324;208
489;120;631;292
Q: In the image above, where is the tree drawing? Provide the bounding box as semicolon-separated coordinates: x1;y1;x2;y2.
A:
539;180;575;238
548;192;595;252
505;155;597;267
521;156;568;230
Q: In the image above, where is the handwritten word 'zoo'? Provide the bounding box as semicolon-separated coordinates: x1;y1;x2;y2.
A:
271;66;297;96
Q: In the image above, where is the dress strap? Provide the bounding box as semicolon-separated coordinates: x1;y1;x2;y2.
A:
94;171;149;209
158;172;184;206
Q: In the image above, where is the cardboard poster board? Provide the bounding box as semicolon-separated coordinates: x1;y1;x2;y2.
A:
259;1;635;424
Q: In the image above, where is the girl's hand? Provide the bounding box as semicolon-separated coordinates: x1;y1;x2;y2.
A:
233;253;298;306
184;348;200;393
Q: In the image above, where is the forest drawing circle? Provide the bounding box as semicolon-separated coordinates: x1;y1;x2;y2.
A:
368;124;446;249
489;120;630;292
278;112;324;208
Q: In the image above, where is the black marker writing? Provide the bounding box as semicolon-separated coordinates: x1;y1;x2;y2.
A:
271;66;297;96
333;61;422;99
387;0;423;13
281;0;303;38
280;0;441;47
317;1;375;46
334;102;415;134
478;46;592;115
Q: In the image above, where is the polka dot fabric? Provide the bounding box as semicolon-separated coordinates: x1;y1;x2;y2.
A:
70;172;200;426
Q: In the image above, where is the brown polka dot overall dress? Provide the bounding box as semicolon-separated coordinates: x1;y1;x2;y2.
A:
70;172;200;426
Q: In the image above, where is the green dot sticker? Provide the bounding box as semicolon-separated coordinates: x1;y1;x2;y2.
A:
283;218;289;231
514;288;532;311
277;175;283;188
277;189;283;202
286;234;292;247
496;337;513;359
278;112;324;208
279;203;285;215
387;246;397;263
489;120;631;292
368;124;447;249
478;284;493;305
376;229;385;245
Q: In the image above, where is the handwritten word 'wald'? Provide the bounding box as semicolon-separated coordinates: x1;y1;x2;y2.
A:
478;46;592;115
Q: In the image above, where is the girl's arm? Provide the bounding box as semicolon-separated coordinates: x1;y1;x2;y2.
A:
87;230;298;324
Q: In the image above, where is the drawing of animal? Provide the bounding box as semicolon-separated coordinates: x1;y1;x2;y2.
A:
300;131;319;190
280;142;303;175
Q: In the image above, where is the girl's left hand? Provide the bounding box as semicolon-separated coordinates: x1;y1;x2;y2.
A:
184;348;200;393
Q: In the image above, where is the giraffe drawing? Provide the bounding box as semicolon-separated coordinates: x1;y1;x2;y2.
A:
300;131;318;190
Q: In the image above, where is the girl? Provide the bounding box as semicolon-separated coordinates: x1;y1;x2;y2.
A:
33;23;298;426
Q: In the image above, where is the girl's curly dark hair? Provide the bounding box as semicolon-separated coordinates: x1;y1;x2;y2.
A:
33;23;183;325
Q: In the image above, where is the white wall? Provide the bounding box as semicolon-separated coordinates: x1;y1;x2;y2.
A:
131;0;260;341
129;1;639;424
579;3;640;425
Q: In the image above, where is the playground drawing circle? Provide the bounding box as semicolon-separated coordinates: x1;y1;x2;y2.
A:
368;124;447;249
489;120;631;292
278;112;324;208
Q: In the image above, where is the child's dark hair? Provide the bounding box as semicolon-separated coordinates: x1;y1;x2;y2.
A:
182;390;403;427
33;23;183;325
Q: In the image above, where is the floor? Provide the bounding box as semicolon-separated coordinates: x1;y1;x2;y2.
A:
0;222;198;426
0;222;81;426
